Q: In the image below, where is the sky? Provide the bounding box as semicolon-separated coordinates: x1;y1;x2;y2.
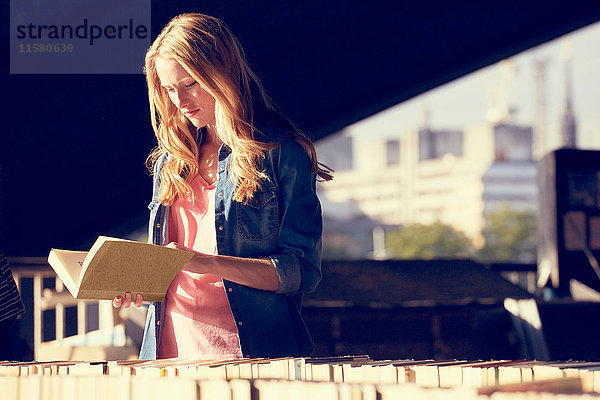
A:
340;21;600;153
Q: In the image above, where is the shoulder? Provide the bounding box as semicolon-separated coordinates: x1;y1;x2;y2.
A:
253;109;312;164
253;108;294;143
153;152;170;175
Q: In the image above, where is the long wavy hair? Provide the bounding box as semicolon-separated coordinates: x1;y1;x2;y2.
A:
144;13;332;205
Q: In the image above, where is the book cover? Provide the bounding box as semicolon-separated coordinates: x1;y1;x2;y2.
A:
48;236;194;301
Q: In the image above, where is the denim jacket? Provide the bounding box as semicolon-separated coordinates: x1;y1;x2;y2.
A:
139;117;323;359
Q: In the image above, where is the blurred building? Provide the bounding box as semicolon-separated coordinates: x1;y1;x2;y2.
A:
560;40;577;148
317;121;537;253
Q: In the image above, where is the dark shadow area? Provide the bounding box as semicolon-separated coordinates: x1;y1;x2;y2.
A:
304;303;521;361
304;260;600;361
303;259;531;360
538;301;600;361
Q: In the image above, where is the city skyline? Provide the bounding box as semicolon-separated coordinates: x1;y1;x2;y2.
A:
335;21;600;153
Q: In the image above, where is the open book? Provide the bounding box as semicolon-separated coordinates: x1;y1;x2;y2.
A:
48;236;194;301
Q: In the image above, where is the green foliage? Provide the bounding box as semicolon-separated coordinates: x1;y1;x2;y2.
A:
477;203;538;263
384;205;538;262
385;220;474;259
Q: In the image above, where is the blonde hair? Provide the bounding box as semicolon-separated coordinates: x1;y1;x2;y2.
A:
145;13;331;205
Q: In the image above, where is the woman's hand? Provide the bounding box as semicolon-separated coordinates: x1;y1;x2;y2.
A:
112;291;144;308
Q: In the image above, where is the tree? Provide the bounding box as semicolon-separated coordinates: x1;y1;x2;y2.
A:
476;203;538;263
385;220;474;259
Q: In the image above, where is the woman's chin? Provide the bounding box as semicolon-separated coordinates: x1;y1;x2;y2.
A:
189;119;207;128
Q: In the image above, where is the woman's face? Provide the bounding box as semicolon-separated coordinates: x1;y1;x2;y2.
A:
155;57;216;129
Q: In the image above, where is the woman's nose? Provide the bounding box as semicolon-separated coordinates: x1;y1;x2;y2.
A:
173;90;189;109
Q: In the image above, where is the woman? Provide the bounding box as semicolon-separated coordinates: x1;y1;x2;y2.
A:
113;13;331;360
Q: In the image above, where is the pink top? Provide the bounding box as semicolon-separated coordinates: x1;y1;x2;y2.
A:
157;174;242;359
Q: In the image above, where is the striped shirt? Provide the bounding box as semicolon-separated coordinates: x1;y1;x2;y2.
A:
0;253;26;322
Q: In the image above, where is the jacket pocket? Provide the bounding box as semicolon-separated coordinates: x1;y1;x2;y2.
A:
236;188;279;240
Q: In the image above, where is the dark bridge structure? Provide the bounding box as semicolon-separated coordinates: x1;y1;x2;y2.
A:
3;1;600;256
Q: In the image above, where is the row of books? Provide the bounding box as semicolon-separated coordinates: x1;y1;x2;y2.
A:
0;374;595;400
2;374;596;400
2;357;600;399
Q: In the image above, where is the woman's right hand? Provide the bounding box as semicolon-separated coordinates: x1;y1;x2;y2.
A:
112;291;144;308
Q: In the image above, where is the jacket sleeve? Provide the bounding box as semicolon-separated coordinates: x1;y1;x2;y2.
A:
268;135;323;294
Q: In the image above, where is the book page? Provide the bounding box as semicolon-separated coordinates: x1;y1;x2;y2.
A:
47;249;87;298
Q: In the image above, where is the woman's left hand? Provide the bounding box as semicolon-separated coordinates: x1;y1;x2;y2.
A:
112;291;144;308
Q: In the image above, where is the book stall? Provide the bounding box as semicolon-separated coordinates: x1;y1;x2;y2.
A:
3;356;600;399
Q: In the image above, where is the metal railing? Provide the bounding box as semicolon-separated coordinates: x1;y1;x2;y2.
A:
9;257;137;361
